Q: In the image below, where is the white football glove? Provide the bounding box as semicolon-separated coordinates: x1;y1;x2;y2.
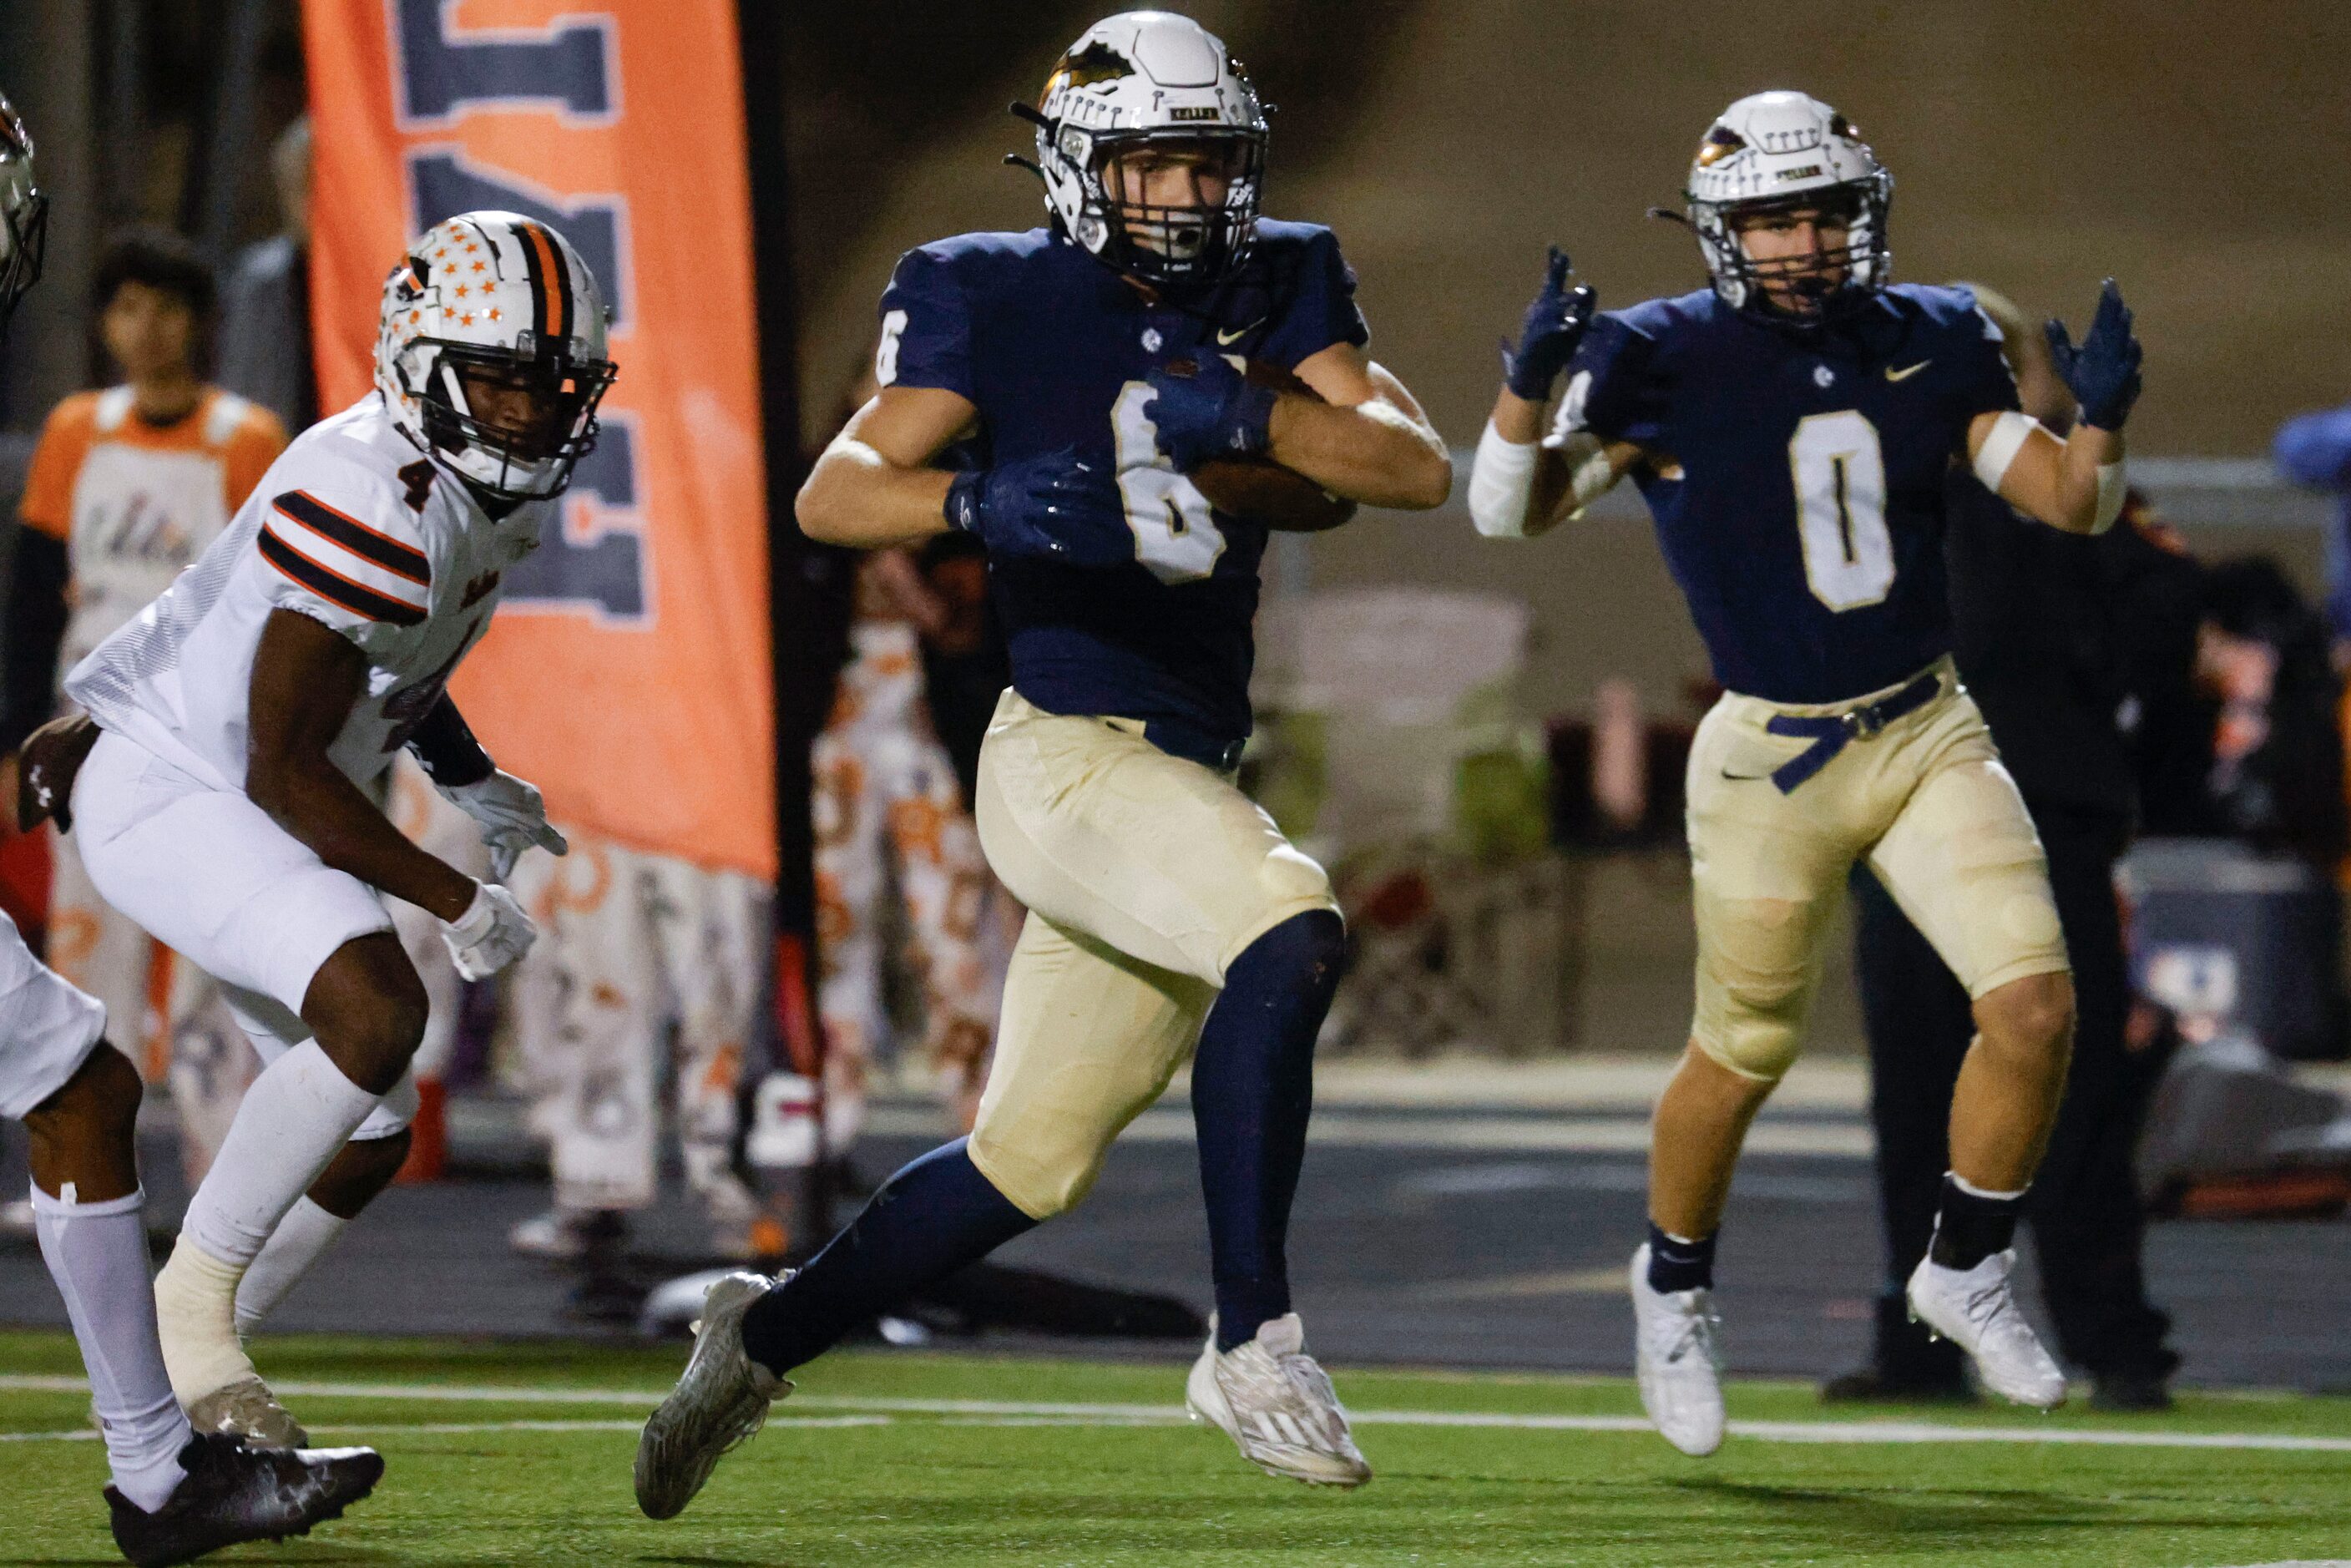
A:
437;769;568;881
440;881;537;980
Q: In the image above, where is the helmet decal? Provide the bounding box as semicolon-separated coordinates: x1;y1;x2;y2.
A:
372;210;617;503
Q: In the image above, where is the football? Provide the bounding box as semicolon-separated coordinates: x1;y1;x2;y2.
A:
1188;358;1360;533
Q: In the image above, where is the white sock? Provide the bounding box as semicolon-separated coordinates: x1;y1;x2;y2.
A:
30;1183;192;1513
235;1196;348;1336
181;1040;380;1267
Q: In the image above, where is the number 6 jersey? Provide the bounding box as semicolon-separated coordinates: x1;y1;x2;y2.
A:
877;220;1369;753
1557;284;2020;704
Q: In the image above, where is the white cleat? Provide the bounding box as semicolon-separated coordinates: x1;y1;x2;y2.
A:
634;1270;791;1520
1907;1250;2067;1410
1185;1313;1370;1488
1630;1243;1726;1457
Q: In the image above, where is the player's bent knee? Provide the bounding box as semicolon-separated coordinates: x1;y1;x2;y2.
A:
301;932;431;1095
1693;1022;1798;1085
1977;969;2075;1059
24;1042;141;1140
967;1133;1102;1222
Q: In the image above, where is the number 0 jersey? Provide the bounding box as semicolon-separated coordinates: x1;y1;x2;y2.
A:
65;394;552;795
1558;284;2020;704
878;221;1369;751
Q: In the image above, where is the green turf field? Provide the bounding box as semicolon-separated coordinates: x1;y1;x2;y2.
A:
4;1329;2347;1566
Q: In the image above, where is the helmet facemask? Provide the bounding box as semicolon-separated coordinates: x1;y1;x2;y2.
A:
0;96;48;331
407;332;615;503
1059;124;1264;290
1701;176;1891;324
0;179;48;330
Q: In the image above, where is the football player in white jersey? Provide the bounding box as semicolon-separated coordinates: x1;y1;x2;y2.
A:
43;210;610;1447
0;93;387;1565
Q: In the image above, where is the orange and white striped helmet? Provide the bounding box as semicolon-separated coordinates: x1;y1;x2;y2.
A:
374;210;616;501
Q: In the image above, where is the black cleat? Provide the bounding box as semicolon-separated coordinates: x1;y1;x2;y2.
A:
104;1431;384;1567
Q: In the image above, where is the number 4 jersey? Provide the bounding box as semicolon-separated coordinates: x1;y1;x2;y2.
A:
1558;284;2020;704
65;394;554;795
877;221;1370;753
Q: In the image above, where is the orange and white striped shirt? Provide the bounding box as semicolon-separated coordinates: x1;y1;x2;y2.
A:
19;385;286;675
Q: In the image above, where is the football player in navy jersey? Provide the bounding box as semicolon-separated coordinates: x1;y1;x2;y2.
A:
636;12;1448;1514
1469;92;2144;1454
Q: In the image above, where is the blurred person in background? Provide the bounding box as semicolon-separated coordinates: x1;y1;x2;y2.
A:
216;115;317;435
812;545;1004;1178
2176;558;2347;863
1827;286;2182;1412
502;830;772;1262
2276;397;2351;670
6;228;286;1189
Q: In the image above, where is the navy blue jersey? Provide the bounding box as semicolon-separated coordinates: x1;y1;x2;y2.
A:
1564;284;2020;703
878;221;1369;748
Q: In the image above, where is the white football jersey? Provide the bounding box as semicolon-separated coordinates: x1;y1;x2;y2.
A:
66;393;553;796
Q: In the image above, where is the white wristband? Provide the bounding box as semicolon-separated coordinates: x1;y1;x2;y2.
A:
1970;409;2040;494
2091;462;2126;534
1469;417;1541;539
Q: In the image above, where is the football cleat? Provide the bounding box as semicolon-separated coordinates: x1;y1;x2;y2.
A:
1906;1250;2067;1410
1184;1313;1370;1487
185;1377;311;1449
1630;1243;1727;1457
105;1431;382;1568
634;1270;791;1520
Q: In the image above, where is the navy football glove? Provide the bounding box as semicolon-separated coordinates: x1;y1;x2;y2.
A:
1501;246;1597;402
1143;353;1276;473
943;448;1131;568
2045;277;2142;432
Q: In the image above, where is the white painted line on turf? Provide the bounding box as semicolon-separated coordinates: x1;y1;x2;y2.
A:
7;1375;2350;1452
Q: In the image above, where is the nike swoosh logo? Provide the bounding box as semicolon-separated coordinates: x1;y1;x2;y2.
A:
1217;319;1265;346
1886;360;1932;382
1720;768;1773;781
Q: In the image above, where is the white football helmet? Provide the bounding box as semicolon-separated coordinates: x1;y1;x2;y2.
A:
0;92;48;329
1024;11;1267;288
1682;91;1892;320
374;210;616;502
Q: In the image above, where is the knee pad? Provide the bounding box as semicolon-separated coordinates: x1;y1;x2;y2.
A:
966;1130;1098;1222
351;1069;419;1141
1693;958;1813;1084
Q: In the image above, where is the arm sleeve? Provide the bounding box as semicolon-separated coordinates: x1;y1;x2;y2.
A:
0;529;68;754
2275;407;2351;489
254;481;432;660
1257;228;1373;372
1555;315;1667;448
405;693;494;787
876;246;976;400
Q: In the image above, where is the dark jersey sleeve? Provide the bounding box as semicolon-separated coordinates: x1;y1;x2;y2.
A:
1953;288;2023;420
1256;228;1372;371
1560;313;1669;448
877;245;976;401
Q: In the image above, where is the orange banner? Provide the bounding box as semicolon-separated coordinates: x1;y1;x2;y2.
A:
302;0;775;878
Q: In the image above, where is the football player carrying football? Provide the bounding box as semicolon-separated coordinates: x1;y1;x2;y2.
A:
637;10;1448;1514
1469;92;2142;1454
50;211;602;1450
0;94;386;1566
